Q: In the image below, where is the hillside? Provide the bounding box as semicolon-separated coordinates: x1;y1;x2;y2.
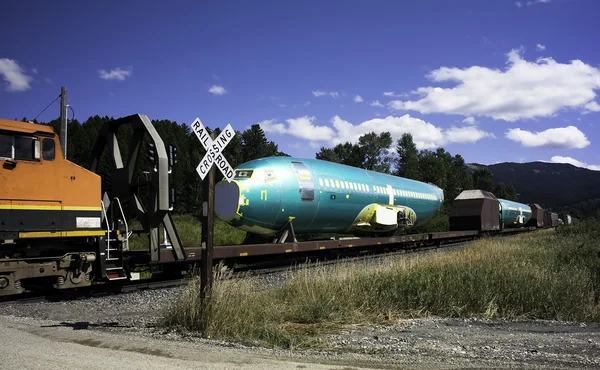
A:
467;161;600;215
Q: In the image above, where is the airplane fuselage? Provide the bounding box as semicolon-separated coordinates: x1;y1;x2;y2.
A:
215;156;445;236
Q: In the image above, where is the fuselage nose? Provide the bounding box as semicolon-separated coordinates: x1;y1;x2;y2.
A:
215;180;241;223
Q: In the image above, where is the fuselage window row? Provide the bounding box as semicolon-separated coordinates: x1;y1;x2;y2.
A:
314;176;438;202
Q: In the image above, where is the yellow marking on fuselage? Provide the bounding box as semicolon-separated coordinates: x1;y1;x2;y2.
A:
346;194;349;199
260;189;268;201
19;230;105;239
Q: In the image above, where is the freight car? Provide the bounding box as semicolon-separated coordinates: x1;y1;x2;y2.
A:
449;190;566;232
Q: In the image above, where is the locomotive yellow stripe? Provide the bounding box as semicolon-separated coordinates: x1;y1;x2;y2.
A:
0;205;102;211
18;230;106;238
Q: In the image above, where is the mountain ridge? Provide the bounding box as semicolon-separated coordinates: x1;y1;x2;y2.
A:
465;161;600;217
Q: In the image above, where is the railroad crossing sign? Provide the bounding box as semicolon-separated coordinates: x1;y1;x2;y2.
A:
191;117;236;183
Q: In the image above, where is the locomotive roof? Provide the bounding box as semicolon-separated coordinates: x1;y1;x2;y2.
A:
0;117;56;135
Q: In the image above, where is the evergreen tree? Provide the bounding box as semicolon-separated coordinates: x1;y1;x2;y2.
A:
472;167;494;192
358;131;393;173
494;183;517;201
394;133;420;180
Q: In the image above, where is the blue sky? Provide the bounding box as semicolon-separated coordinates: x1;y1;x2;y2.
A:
2;0;600;170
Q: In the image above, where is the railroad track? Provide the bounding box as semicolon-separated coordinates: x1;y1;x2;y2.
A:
0;235;476;305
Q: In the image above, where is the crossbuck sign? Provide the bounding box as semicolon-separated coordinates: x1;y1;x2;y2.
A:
191;117;236;183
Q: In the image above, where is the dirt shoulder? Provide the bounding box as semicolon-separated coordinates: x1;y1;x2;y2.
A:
1;311;598;369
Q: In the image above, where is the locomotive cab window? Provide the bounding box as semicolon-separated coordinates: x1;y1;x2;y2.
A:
14;136;39;161
0;133;11;158
0;133;40;161
42;138;55;161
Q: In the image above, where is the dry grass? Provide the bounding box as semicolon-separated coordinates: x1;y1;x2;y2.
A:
128;214;246;250
159;219;600;348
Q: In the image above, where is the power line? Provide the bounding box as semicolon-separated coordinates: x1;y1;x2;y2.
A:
32;94;61;122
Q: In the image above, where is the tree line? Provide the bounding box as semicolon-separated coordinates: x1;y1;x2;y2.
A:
21;115;515;225
316;131;517;203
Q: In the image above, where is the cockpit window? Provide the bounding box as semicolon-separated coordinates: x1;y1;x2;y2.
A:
264;169;277;182
235;169;253;178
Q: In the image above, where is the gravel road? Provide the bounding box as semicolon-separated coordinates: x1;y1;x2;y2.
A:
1;283;599;369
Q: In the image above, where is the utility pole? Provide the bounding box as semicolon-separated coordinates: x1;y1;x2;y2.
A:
59;86;67;159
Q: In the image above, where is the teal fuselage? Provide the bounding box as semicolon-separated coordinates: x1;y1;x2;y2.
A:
215;156;444;236
497;198;532;228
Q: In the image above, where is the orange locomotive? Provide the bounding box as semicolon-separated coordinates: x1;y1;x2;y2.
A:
0;114;184;297
0;118;104;295
0;118;104;239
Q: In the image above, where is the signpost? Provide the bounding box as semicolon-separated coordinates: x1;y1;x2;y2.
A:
190;117;236;328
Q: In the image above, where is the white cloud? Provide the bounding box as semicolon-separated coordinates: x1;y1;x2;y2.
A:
304;101;311;106
330;115;492;148
548;156;600;171
98;67;132;81
536;43;546;52
506;125;590;149
370;100;384;107
389;48;600;121
383;91;395;97
515;1;522;7
312;90;339;98
583;101;600;113
31;68;38;74
527;0;551;5
260;116;336;141
444;126;494;144
259;114;493;150
462;117;476;125
209;85;227;95
0;58;33;92
354;95;364;103
257;119;287;135
286;117;336;140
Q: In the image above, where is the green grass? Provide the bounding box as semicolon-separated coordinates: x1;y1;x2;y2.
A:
127;214;246;250
158;219;600;349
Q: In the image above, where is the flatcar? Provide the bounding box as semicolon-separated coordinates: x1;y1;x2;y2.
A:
215;156;445;242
